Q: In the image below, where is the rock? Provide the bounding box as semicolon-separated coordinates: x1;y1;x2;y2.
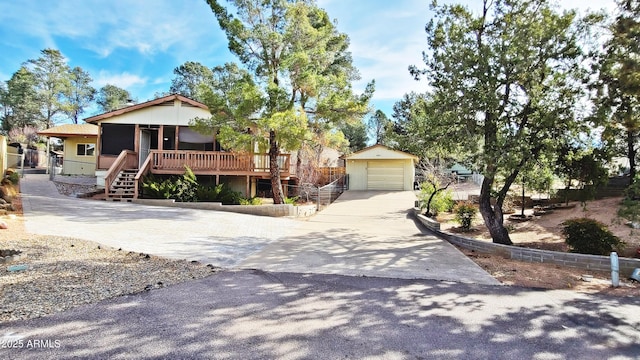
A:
0;221;7;229
626;221;640;229
7;264;28;272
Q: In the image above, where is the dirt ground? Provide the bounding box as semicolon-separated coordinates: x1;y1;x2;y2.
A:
438;195;640;297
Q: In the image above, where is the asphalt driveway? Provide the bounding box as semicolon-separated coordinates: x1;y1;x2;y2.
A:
20;175;496;284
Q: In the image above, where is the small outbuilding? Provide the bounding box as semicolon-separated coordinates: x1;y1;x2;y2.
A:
343;144;419;191
38;123;99;176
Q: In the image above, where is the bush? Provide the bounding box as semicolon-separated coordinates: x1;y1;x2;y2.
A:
239;197;263;205
561;218;624;255
172;166;198;202
196;184;225;202
141;167;242;204
284;196;299;205
418;181;454;216
5;169;19;185
141;174;179;199
454;202;477;231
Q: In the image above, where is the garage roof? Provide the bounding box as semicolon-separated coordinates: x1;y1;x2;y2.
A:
343;144;419;161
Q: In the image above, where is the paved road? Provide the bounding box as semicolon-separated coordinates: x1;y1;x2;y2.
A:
1;271;638;359
20;174;497;284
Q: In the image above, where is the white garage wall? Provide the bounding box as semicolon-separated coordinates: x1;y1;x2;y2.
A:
346;159;416;191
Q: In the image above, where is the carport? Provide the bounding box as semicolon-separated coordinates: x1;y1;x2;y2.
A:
343;144;419;191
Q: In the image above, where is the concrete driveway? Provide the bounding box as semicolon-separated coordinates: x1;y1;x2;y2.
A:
241;191;498;284
20;174;297;267
20;175;496;284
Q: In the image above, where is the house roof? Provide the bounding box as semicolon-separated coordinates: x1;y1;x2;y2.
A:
342;144;419;161
38;123;99;138
84;94;209;123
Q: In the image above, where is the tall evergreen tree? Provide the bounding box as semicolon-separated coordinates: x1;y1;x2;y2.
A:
169;61;214;102
0;67;41;131
368;110;391;145
594;0;640;183
25;48;71;128
66;67;96;124
96;84;133;113
410;0;589;245
195;0;373;204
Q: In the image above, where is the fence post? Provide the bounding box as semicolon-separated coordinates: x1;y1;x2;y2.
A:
317;185;320;210
20;153;25;178
49;156;55;181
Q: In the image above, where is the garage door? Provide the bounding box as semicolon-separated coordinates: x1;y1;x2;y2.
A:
367;161;404;190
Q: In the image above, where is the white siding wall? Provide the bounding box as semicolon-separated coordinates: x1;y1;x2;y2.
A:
99;100;210;126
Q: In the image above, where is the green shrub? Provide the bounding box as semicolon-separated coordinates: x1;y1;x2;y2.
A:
562;218;624;255
418;181;454;216
196;184;224;202
172;166;198;202
217;186;243;205
284;196;299;205
239;197;263;205
454;202;477;231
141;174;179;199
6;170;19;185
141;167;244;204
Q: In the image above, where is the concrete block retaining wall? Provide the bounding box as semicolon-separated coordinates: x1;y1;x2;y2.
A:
415;211;640;276
133;199;317;218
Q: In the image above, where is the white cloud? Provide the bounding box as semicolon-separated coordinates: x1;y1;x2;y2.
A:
0;0;222;60
321;0;430;102
94;71;147;89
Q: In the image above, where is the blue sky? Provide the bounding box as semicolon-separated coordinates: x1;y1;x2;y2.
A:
0;0;616;122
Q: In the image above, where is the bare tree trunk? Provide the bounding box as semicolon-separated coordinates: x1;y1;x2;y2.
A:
628;130;637;185
478;176;513;245
269;130;285;204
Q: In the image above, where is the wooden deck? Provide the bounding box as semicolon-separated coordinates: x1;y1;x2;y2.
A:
103;150;294;200
148;150;291;177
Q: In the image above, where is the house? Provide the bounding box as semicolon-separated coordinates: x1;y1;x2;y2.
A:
343;144;419;191
38;123;99;176
83;94;295;201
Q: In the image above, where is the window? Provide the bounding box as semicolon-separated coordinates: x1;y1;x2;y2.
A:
77;144;95;156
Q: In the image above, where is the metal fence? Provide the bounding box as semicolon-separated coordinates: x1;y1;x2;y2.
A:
48;156;97;181
290;175;348;209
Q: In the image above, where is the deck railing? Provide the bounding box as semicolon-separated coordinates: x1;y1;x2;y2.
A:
149;150;290;175
104;150;137;196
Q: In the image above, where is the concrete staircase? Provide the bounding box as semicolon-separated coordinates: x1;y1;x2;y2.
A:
106;169;138;202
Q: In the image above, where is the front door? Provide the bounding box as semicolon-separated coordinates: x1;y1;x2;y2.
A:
139;130;151;166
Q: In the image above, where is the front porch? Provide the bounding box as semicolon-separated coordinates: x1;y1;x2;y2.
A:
102;150;293;201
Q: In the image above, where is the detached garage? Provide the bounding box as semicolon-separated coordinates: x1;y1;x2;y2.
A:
344;145;419;191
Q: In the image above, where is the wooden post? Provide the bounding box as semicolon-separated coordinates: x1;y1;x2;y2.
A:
158;125;164;151
96;124;103;169
174;126;180;151
134;124;140;154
